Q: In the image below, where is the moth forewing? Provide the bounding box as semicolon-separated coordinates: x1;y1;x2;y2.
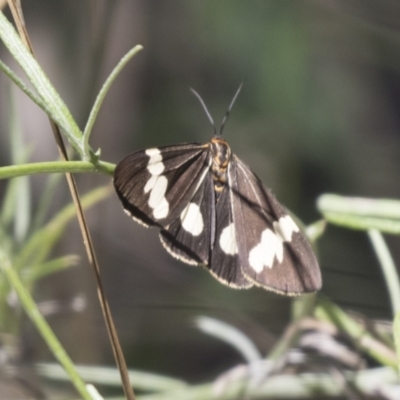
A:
114;143;210;228
208;184;253;288
159;170;215;265
228;156;321;295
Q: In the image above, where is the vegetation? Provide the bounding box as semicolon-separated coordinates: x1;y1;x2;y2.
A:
1;2;400;399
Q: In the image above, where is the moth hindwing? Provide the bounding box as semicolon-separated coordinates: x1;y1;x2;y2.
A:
114;86;322;295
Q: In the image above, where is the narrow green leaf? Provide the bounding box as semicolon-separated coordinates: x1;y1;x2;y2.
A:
83;45;143;158
315;297;397;368
0;11;84;157
0;179;19;228
195;316;261;363
36;363;188;392
368;229;400;316
23;255;80;284
317;195;400;233
0;58;52;115
393;311;400;375
1;83;31;239
30;173;63;232
41;366;398;400
318;194;400;219
305;219;326;243
321;211;400;234
15;186;111;271
9;86;31;243
0;247;93;400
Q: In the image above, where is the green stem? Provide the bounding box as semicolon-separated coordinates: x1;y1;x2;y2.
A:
83;45;143;158
120;367;400;400
0;160;115;179
0;248;94;400
318;194;400;218
393;311;400;375
368;229;400;316
315;297;397;368
317;195;400;234
36;363;188;392
321;212;400;234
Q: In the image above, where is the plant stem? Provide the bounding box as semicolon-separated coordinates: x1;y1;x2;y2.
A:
368;229;400;316
315;297;397;368
394;311;400;375
0;247;94;400
317;195;400;234
83;45;143;158
0;160;115;179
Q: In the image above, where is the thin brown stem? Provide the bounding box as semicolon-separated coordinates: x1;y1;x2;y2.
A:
6;2;135;399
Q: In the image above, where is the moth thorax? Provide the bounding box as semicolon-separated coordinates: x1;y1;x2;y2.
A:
210;138;231;193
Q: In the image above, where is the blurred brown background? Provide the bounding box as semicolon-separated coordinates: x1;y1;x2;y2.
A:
1;0;400;384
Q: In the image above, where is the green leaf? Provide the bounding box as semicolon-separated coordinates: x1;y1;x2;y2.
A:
393;311;400;375
0;11;84;157
1;84;32;240
315;297;397;368
22;255;80;285
0;247;93;400
195;316;261;363
30;173;63;232
368;229;400;317
317;194;400;234
36;363;188;392
305;219;326;243
15;186;111;272
83;45;143;159
1;179;19;229
318;194;400;218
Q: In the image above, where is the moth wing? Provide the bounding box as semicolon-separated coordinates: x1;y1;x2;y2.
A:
159;171;214;265
208;185;253;288
114;143;210;228
229;156;322;295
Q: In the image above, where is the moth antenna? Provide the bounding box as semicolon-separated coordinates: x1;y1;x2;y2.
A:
219;82;244;137
190;87;217;136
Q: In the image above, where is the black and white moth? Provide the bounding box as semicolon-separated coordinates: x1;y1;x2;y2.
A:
114;85;322;295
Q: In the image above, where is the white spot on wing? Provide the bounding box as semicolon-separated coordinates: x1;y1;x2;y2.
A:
219;223;238;255
146;148;164;175
144;148;169;220
148;162;164;176
273;215;299;242
145;148;161;157
149;176;168;209
248;240;264;273
249;229;283;272
180;203;203;236
248;216;299;272
153;197;169;219
144;175;157;193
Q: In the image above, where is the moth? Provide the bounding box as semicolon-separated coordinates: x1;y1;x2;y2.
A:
114;85;322;295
